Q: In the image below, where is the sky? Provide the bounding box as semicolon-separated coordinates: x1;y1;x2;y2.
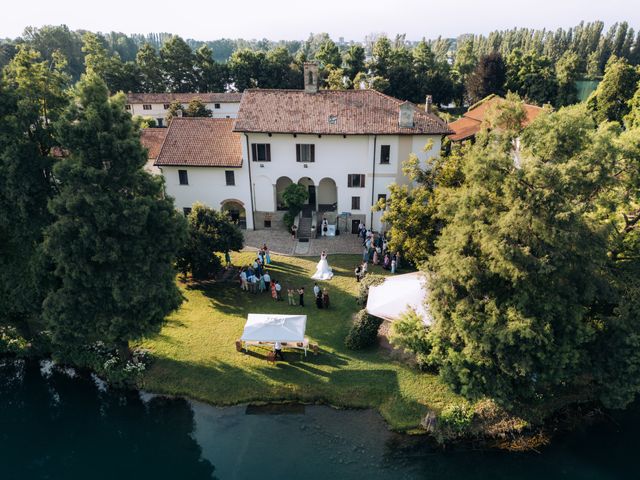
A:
2;0;639;41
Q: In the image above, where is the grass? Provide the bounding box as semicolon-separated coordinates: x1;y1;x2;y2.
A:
138;252;464;431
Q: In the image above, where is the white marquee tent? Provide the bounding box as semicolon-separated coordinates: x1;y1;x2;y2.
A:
366;272;432;325
240;314;307;343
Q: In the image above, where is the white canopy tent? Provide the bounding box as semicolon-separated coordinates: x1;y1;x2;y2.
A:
241;314;307;343
366;272;432;325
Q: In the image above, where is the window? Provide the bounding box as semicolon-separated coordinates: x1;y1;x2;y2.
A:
183;207;192;216
251;143;271;162
351;196;361;210
178;169;189;185
347;174;366;188
225;170;235;186
214;103;221;109
377;194;387;203
264;219;272;228
143;104;152;110
296;144;315;162
163;104;170;110
125;104;131;110
380;145;390;164
156;118;163;127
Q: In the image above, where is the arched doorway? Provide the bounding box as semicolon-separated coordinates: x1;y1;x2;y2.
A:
297;177;316;210
318;178;337;213
221;200;247;229
275;176;293;210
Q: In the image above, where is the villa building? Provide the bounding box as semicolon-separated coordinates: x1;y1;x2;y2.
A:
126;92;242;127
153;63;451;233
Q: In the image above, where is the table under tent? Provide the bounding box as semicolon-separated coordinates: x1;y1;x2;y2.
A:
238;314;311;356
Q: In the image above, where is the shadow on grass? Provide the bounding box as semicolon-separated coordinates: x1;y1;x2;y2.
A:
143;354;424;424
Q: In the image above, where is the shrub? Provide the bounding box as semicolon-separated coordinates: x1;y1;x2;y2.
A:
0;326;31;356
54;341;152;387
356;274;385;305
345;309;383;350
389;309;435;370
434;403;475;441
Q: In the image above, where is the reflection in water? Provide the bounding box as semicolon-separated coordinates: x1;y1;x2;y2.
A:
0;359;637;480
0;359;215;480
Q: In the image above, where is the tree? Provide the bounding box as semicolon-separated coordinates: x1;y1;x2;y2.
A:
587;55;639;123
343;45;366;81
160;36;197;93
413;40;455;105
136;43;165;92
176;203;244;280
505;49;558;105
555;50;580;106
324;65;349;90
466;52;506;104
315;39;341;68
624;85;640;128
22;25;85;80
425;103;640;408
194;45;229;92
228;49;265;91
0;46;69;333
43;75;186;359
282;183;308;227
165;99;212;121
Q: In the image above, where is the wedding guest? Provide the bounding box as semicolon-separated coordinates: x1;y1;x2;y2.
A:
263;244;271;264
391;258;396;274
322;288;330;309
275;280;283;301
298;287;305;307
259;274;266;293
271;281;278;300
354;265;362;282
274;341;284;361
225;251;231;268
313;282;320;299
263;270;271;291
373;248;379;266
315;290;324;309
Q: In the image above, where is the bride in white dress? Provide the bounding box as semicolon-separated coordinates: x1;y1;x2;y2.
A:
311;250;333;280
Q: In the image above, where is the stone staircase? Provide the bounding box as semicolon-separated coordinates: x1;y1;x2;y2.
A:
297;216;313;241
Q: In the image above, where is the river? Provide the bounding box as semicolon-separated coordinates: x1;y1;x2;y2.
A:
0;359;636;479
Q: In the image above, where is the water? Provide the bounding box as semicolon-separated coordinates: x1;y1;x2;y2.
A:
1;359;636;480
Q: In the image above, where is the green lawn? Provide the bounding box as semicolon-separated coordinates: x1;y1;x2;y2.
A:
138;252;463;431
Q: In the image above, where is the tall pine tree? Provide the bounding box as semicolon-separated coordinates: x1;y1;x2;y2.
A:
44;74;186;358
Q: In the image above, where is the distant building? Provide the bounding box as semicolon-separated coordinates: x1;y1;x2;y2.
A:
125;92;242;127
448;94;543;142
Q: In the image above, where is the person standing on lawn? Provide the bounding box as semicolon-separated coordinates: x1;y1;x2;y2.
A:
322;288;330;309
298;287;305;307
263;270;271;291
275;280;283;300
274;341;284;360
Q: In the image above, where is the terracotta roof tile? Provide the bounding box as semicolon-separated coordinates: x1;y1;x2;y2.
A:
126;92;242;104
233;89;452;135
155;118;242;167
139;128;168;159
448;95;544;141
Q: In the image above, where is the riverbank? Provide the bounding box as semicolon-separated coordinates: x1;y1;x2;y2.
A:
136;252;465;432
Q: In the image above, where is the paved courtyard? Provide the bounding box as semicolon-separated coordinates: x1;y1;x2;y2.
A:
242;229;362;257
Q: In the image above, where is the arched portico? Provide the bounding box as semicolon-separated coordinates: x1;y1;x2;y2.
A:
221;199;247;229
318;177;337;212
297;177;316;210
275;176;293;210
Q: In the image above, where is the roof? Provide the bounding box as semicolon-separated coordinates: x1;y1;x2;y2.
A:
233;89;452;135
139;128;168;159
240;314;307;343
126;92;243;105
155;118;242;167
449;95;544;141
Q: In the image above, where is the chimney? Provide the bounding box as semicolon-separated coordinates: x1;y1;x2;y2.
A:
425;95;433;113
303;62;319;93
398;102;415;128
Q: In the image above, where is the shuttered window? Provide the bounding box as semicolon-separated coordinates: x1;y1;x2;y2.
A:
296;144;315;162
380;145;390;164
351;196;361;210
347;174;365;188
178;170;189;185
251;143;271;162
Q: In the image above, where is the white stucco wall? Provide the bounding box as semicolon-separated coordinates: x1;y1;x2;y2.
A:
129;102;240;125
240;132;442;231
160;164;253;229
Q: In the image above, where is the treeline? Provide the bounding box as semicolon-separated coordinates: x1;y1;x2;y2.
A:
1;21;639;109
